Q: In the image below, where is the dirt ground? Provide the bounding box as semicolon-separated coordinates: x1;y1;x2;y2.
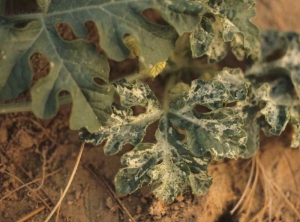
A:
1;0;300;222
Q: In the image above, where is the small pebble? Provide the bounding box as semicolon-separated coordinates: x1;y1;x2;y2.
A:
106;197;114;209
75;190;81;200
176;196;184;202
67;200;73;205
136;205;142;214
3;213;9;219
141;197;147;204
172;205;179;211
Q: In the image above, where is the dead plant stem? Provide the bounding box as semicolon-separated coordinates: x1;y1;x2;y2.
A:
0;170;51;210
16;206;46;222
44;142;85;222
256;157;300;219
85;164;136;222
0;168;61;202
230;157;255;215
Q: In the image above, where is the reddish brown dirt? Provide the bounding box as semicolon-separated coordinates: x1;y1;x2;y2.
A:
1;0;300;222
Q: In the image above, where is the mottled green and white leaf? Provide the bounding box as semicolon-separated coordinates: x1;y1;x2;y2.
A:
115;117;212;202
290;106;300;148
168;70;249;160
213;68;250;101
247;31;300;99
253;77;293;135
184;68;249;110
169;108;247;160
79;80;163;155
234;99;260;158
190;0;259;61
208;0;260;60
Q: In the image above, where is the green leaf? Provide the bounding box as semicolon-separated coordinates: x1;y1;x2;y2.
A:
247;31;300;99
0;16;12;26
213;67;250;101
81;68;252;200
233;99;260;158
174;68;249;110
190;17;216;60
190;15;227;63
190;0;259;61
246;30;300;146
253;78;292;136
44;0;202;65
168;68;249;160
211;0;260;60
115;117;212;202
0;19;114;132
0;0;205;131
79;80;163;155
169;107;247;160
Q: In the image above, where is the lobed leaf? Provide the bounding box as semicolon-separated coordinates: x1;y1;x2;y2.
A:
0;0;260;131
79;80;163;155
247;31;300;99
181;68;249;110
168;68;249;160
245;30;300;147
81;68;257;200
0;0;204;131
115;117;212;202
253;81;291;135
0;19;114;132
190;0;260;62
169;108;247;160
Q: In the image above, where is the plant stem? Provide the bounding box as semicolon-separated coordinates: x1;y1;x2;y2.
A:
163;74;179;111
0;102;32;114
8;12;42;21
0;95;72;114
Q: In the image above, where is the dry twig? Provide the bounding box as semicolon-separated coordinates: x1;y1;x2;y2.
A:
16;206;46;222
85;164;136;222
0;168;61;202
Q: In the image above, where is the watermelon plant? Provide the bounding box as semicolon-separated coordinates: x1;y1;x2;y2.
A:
0;0;299;207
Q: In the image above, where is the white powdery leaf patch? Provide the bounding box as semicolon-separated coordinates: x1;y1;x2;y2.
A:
290;107;300;148
169;68;249;160
115;118;212;202
261;103;290;135
79;79;163;155
254;82;291;135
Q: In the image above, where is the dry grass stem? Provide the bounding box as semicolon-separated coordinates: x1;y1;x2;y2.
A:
256;156;300;219
16;206;46;222
0;170;51;209
0;168;61;202
85;164;136;222
55;189;63;222
230;158;255;215
44;142;85;222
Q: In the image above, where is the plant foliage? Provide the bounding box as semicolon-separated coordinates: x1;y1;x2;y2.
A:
1;0;299;201
0;0;258;132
